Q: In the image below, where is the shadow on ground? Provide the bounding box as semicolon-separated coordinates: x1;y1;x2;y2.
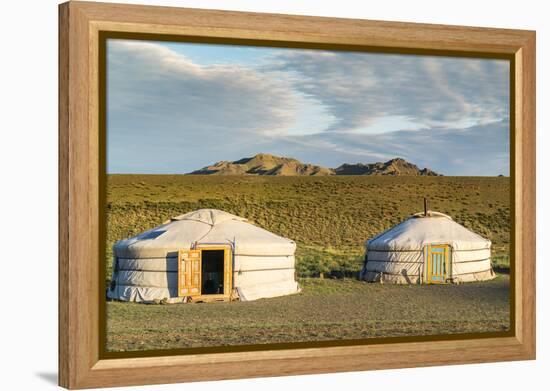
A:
35;372;57;385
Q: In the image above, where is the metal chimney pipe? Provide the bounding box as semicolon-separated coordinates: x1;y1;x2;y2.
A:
424;198;428;216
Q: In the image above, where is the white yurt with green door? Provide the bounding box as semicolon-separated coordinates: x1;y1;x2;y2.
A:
107;209;299;303
360;210;495;284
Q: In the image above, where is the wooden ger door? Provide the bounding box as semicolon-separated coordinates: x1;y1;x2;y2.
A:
426;245;449;284
178;249;201;297
223;248;233;296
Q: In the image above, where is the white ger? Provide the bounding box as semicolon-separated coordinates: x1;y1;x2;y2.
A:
107;209;300;303
360;211;496;284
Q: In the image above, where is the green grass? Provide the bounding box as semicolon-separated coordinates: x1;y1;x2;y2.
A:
106;276;510;351
106;175;510;280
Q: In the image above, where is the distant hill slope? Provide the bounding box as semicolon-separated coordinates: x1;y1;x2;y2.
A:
189;153;333;176
334;158;440;176
188;154;440;176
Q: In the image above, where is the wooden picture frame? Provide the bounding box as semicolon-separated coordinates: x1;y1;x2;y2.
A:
59;1;536;389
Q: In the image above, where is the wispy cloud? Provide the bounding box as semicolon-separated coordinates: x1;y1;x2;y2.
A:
240;120;509;176
269;50;509;132
108;40;300;135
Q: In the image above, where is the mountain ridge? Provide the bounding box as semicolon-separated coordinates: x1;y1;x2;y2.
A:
333;157;440;176
188;153;440;176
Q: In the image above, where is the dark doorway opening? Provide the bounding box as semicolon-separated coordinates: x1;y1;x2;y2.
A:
201;250;225;295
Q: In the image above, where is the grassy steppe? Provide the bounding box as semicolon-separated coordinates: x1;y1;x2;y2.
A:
106;175;510;279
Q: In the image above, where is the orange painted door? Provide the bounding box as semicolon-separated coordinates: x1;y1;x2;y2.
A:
178;249;201;297
223;249;233;296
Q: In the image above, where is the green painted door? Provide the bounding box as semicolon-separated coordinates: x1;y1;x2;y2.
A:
426;245;449;284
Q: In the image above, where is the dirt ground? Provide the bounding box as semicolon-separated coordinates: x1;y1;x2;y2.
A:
106;275;510;352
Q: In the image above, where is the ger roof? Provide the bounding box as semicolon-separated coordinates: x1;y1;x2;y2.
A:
367;210;491;251
114;209;296;258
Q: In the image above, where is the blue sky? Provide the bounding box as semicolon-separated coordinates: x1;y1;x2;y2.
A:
107;39;510;175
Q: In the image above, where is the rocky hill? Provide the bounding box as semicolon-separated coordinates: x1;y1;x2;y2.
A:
188;154;440;176
189;153;333;176
334;158;440;176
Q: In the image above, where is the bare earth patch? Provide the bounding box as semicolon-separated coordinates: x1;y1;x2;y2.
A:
106;276;510;352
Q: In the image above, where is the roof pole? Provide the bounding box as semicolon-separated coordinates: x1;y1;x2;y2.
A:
424;197;428;216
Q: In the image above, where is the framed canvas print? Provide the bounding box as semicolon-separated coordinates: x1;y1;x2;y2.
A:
58;1;536;389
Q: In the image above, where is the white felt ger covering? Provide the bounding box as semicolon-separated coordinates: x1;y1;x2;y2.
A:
108;209;299;302
360;211;495;284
